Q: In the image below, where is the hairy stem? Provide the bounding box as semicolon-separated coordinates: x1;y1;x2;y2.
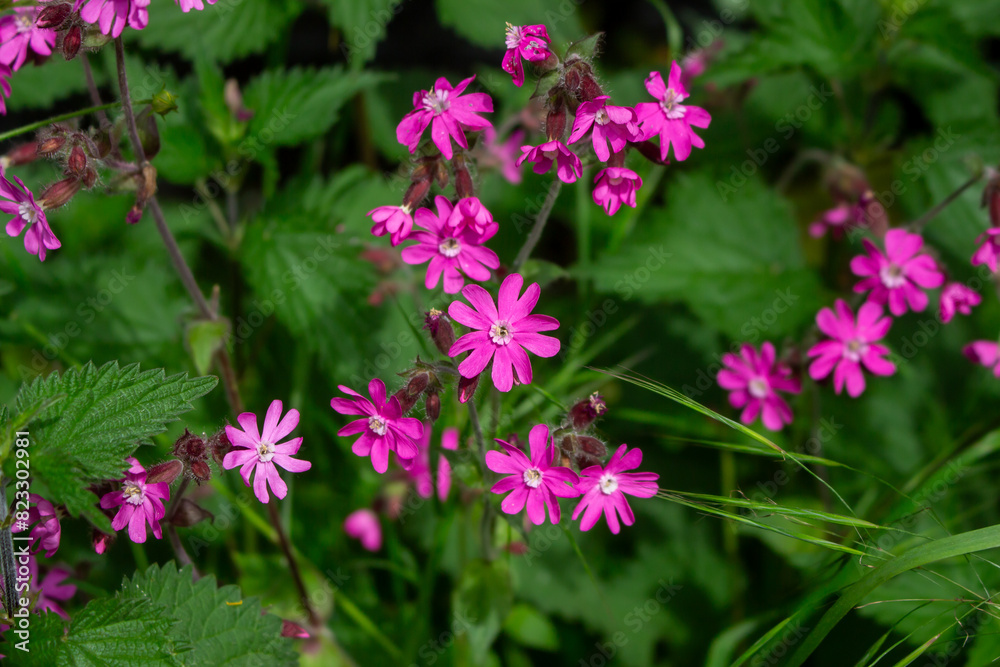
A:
468;400;496;559
0;101;126;144
268;501;321;628
512;179;562;271
908;171;985;232
0;479;18;618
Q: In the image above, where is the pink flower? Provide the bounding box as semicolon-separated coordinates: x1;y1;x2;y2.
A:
964;341;1000;377
850;229;944;316
486;424;580;525
223;400;312;504
939;282;981;323
516;140;582;183
75;0;150;37
481;127;524;184
635;62;711;162
99;457;169;543
331;379;424;473
571;444;659;534
592;166;642;215
0;64;9;115
971;228;1000;272
809;203;863;239
401;196;499;294
0;4;56;71
402;425;459;501
11;493;61;557
176;0;216;11
396;76;493;160
438;427;458;501
448;273;561;392
807;299;895;397
568;96;638;162
368;205;414;246
502;23;551;87
1;168;60;261
718;343;801;431
446;196;494;235
343;509;382;551
29;557;75;618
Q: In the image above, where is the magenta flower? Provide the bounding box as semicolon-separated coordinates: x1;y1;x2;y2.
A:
568;96;638;162
718;342;801;431
99;457;169;543
368;205;413;246
571;444;659;534
486;424;580;525
481;127;525;184
0;4;56;71
29;557;75;619
343;509;382;551
1;168;60;261
223;400;312;504
516;140;582;184
403;425;459;501
939;282;981;323
808;299;895;397
502;23;551;87
448;273;561;392
396;76;493;160
438;427;458;501
446;196;494;235
331;379;424;473
592;166;642;215
635;62;711;162
971;228;1000;272
176;0;217;11
809;203;863;239
11;493;61;557
0;64;9;115
850;229;944;316
75;0;150;37
401;196;499;294
964;341;1000;377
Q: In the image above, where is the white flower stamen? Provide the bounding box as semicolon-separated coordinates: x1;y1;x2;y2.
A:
422;89;450;115
369;415;388;436
123;481;145;506
879;263;906;289
748;377;769;399
660;88;687;120
523;468;543;488
439;237;461;258
489;320;513;345
599;473;618;495
843;338;869;362
257;441;275;463
18;201;37;226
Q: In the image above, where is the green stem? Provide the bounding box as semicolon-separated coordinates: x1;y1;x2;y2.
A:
908;170;985;232
0;101;127;144
512;179;562;271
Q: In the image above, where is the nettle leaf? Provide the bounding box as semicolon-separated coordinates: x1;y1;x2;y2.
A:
122;562;297;666
435;0;584;49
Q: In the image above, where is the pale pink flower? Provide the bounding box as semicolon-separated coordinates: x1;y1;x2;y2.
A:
343;509;382;551
939;282;981;323
964;341;1000;377
486;424;579;525
571;444;659;534
401;195;499;294
446;196;495;235
99;457;169;543
176;0;217;11
592;166;642;215
850;229;944;316
807;299;895;397
502;23;551;87
74;0;150;37
718;342;801;431
568;96;638;162
635;62;711;162
438;427;458;501
1;168;60;261
0;4;56;71
481;127;525;184
516;140;582;183
223;400;312;504
368;205;413;246
331;379;424;474
448;273;561;392
402;425;459;501
396;76;493;160
971;228;1000;272
11;493;61;557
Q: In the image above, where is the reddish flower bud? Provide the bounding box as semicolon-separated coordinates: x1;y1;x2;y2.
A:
140;111;161;159
569;392;607;430
407;372;430;396
37;3;72;29
66;146;87;176
38;178;81;210
173;429;205;459
455;164;474;199
458;374;479;404
579;75;604;102
402;179;431;210
3;142;40;167
545;101;567;142
280;620;310;639
190;460;212;483
577;435;607;458
424;309;455;355
425;391;440;421
563;68;581;92
208;429;232;466
169;499;213;527
62;26;81;60
393;387;419;414
37;136;66;156
146;459;184;485
82;168;98;189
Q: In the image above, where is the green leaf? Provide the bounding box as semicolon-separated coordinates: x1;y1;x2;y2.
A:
435;0;584;49
4;57;107;112
564;32;603;61
503;603;559;651
453;559;513;666
321;0;399;68
186;320;228;376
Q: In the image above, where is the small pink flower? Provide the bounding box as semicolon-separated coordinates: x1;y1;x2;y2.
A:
176;0;216;11
30;556;75;618
343;509;382;551
718;342;801;431
971;228;1000;273
516;140;582;183
448;273;561;392
401;196;499;294
635;62;711;162
486;424;580;525
939;282;981;323
592;166;642;215
223;400;312;504
396;75;493;160
74;0;150;37
0;64;10;115
807;299;895;397
331;379;424;473
568;96;638;162
446;196;495;235
502;23;551;87
481;127;525;184
368;205;413;246
11;493;61;557
0;4;56;71
850;229;944;316
1;168;60;261
93;530;112;555
571;444;659;534
809;203;863;239
438;427;458;501
402;425;459;501
964;341;1000;377
99;457;169;543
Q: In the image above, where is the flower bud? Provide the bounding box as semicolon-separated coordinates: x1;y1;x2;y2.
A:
224;79;254;122
37;3;72;29
37;136;66;156
190;460;212;483
151;88;179;117
458;374;479;404
569;392;607;430
66;145;87;176
92;529;114;555
633;140;669;165
139;111;161;159
577;435;607;458
38;178;81;210
407;372;430;396
208;429;232;466
402;179;431;210
579;75;604;102
425;391;440;421
62;26;81;60
3;142;40;167
545;99;567;141
281;620;310;639
146;459;184;485
455;164;474;199
173;429;205;459
393;387;420;414
169;499;213;527
82;168;98;189
424;309;455;355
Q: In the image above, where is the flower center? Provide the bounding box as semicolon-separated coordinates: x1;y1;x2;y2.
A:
879;262;906;289
438;237;461;258
18;201;37;226
422;89;450;115
660;88;687;119
522;467;543;488
489;320;513;345
123;481;145;506
542;149;558;160
16;13;33;33
369;415;388;436
843;338;869;362
505;23;523;49
595;108;610;126
257;441;275;463
608;175;623;186
599;473;619;495
748;377;769;399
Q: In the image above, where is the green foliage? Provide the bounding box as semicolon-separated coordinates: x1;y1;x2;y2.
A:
435;0;584;49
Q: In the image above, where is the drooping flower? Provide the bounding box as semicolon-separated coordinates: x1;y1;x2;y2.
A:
516;140;582;184
331;379;424;473
939;282;981;323
971;228;1000;273
568;96;638;162
850;229;944;316
0;64;10;115
99;457;169;543
807;299;895;397
74;0;150;38
222;400;312;504
343;509;382;552
176;0;217;11
571;444;659;534
592;166;642;215
486;424;580;525
964;341;1000;377
402;425;459;501
1;168;60;261
10;493;61;557
635;62;711;162
396;76;493;160
368;205;414;246
809;203;863;239
401;196;500;294
717;342;801;431
480;127;525;184
0;4;57;71
448;273;561;392
502;23;551;87
446;196;494;235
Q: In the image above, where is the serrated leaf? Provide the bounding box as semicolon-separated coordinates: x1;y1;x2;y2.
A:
320;0;397;68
